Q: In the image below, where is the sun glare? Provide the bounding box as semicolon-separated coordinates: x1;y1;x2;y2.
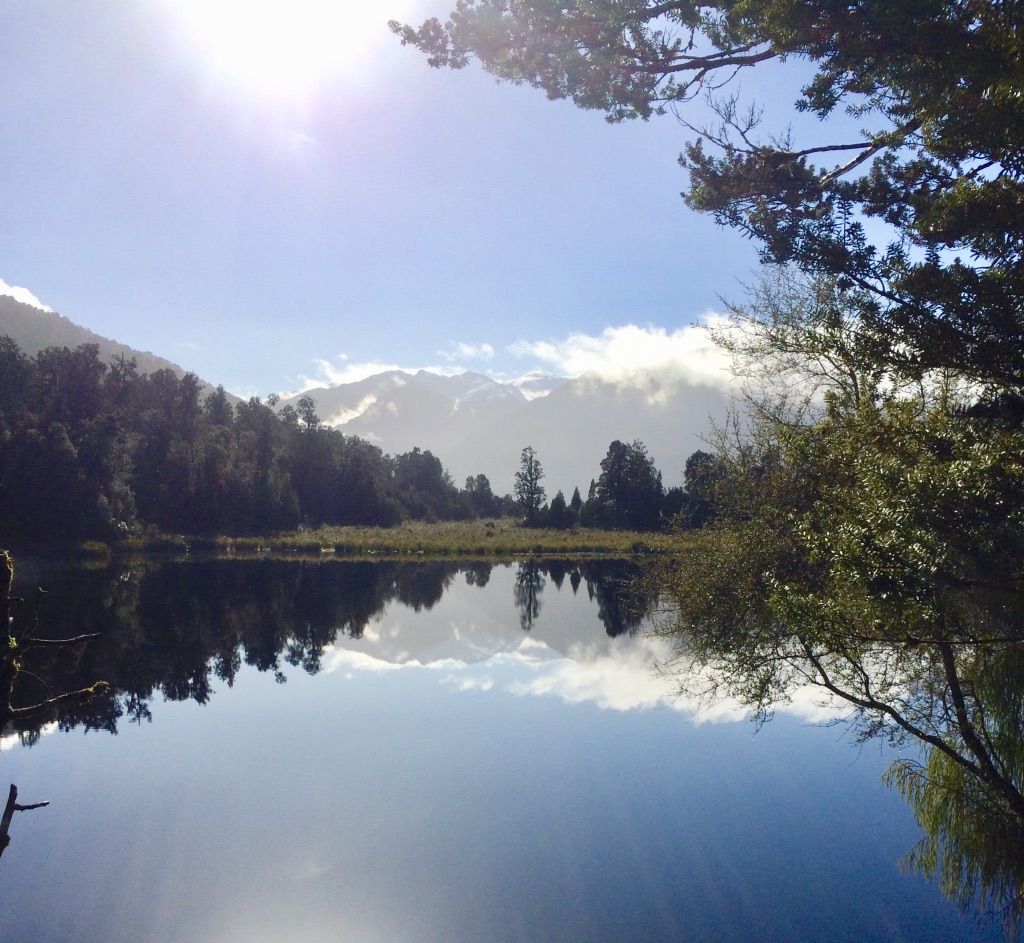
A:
173;0;412;95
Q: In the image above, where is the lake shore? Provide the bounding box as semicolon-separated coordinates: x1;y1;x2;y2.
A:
77;519;685;562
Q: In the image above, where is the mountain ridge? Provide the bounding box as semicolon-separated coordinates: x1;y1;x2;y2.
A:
0;293;225;393
280;367;730;495
1;288;731;495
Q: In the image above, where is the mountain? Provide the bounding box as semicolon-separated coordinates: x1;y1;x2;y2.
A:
0;292;231;395
507;371;571;401
281;368;732;495
1;293;172;373
442;372;731;495
278;369;534;459
1;287;730;493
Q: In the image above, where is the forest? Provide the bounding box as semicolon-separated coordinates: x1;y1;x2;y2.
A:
0;335;718;546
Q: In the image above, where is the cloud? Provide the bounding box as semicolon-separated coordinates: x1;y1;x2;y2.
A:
325;393;378;426
322;646;475;675
318;635;848;723
509;320;736;395
440;342;495;362
284;355;463;395
505;636;684;712
448;675;494;693
0;278;52;312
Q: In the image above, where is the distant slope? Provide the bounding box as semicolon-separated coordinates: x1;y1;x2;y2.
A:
278;369;532;457
441;373;730;496
281;368;730;495
0;294;230;394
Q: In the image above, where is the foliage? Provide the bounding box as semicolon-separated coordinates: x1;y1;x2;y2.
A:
592;439;665;531
0;339;476;545
546;489;572;529
393;0;1024;390
654;393;1024;929
885;640;1024;939
514;445;546;525
393;446;467;522
1;336;727;545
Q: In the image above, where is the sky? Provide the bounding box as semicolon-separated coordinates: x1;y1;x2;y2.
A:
0;0;793;398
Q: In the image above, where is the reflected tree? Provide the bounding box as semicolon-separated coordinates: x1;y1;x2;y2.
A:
659;578;1024;934
580;561;655;638
6;559;480;735
0;784;49;863
464;563;492;588
514;562;545;632
1;551;109;737
884;643;1024;936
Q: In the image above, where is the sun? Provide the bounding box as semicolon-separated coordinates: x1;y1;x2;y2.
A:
172;0;413;96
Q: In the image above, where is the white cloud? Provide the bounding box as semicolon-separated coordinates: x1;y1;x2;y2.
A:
318;635;848;724
505;636;683;712
441;342;495;362
509;320;736;395
325;393;378;426
448;675;494;693
322;647;475;675
285;355;463;394
0;278;52;312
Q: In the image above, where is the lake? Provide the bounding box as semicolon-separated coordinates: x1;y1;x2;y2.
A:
0;558;1006;942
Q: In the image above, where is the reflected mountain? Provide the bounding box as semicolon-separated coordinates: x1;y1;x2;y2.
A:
3;558;659;741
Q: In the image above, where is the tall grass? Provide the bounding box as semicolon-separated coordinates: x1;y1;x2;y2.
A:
106;519;682;560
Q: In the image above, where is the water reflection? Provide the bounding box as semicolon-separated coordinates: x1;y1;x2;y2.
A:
657;578;1024;938
0;557;1013;942
4;558;657;740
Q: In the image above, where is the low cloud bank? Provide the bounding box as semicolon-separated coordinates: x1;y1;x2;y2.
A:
319;635;846;724
509;321;735;394
288;319;738;396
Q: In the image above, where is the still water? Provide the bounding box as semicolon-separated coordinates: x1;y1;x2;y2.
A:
0;559;1004;942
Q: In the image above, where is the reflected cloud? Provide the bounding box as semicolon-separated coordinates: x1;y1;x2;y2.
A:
505;636;680;712
449;675;494;693
321;632;848;723
0;721;57;751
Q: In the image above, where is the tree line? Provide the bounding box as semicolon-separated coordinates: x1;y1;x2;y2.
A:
513;441;726;532
0;336;722;545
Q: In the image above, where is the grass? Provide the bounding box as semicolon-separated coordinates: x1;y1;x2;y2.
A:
103;519;685;560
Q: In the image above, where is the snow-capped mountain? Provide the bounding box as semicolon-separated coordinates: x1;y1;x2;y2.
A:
277;370;535;458
278;368;731;495
507;371;571;401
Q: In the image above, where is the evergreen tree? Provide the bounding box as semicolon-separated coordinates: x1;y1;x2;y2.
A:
513;446;546;526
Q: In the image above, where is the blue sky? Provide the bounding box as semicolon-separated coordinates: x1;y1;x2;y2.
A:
0;0;774;396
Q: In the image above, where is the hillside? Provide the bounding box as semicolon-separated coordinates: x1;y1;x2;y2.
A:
0;294;216;385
